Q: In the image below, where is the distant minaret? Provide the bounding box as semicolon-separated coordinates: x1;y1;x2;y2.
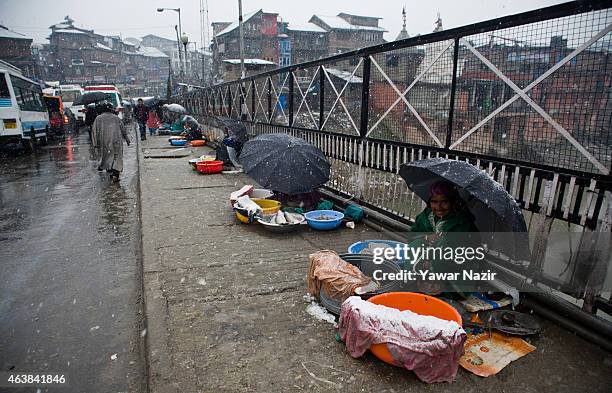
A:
395;6;410;41
434;12;443;32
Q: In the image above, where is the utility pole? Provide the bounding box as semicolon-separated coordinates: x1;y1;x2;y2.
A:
238;0;245;80
200;0;208;84
238;0;247;118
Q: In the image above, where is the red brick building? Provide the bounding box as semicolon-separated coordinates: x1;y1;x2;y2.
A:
0;25;38;79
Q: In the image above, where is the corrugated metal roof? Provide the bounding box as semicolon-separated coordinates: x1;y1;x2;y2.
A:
96;42;112;51
50;23;71;29
55;29;89;35
138;46;169;58
325;68;363;83
215;9;260;38
287;22;326;33
0;26;31;40
313;15;386;32
222;58;275;65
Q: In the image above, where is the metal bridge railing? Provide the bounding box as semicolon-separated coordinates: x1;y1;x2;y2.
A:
176;0;612;316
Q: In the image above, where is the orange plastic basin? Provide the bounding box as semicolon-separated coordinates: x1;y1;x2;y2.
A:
190;139;206;147
367;292;462;366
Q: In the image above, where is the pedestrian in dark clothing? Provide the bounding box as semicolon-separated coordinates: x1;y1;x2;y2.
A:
134;98;149;141
92;102;131;183
85;104;99;140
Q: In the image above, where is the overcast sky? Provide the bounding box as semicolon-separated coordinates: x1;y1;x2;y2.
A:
1;0;568;48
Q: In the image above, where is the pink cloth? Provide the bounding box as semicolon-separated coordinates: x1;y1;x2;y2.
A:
338;297;466;383
146;110;161;129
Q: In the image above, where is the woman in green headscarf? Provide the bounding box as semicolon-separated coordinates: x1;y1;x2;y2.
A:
411;181;478;236
408;181;480;294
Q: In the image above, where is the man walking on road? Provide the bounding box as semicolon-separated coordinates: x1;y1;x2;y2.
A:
134;98;149;141
92;102;131;182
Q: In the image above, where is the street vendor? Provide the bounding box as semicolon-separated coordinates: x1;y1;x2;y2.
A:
410;181;478;235
408;181;480;294
215;125;245;170
270;190;321;212
181;115;203;141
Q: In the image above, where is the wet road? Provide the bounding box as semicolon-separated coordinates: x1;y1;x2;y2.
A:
0;128;145;392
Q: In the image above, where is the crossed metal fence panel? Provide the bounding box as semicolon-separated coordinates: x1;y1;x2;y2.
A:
269;73;290;125
321;61;362;135
190;2;611;179
292;67;320;130
253;78;268;123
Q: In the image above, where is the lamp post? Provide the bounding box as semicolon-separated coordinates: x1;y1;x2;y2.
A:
185;42;201;81
157;7;184;80
181;33;189;82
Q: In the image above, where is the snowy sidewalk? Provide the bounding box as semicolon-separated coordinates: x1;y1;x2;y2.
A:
137;135;611;393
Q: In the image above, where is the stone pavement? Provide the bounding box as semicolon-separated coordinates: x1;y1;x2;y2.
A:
137;136;611;393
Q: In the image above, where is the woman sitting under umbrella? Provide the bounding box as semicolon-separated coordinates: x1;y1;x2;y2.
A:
411;181;478;235
408;181;480;295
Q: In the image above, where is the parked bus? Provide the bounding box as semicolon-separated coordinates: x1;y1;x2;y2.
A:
0;60;49;150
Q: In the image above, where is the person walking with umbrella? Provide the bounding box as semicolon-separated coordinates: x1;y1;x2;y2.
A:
92;102;131;183
134;98;149;141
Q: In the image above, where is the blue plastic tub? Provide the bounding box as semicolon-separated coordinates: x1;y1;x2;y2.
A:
304;210;344;230
348;240;411;268
170;139;187;146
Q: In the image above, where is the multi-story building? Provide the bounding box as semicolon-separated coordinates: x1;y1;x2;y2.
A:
139;34;209;84
140;34;182;76
210;10;387;82
286;22;328;65
211;9;279;83
42;16;173;96
46;17;120;84
0;25;38;78
309;13;386;55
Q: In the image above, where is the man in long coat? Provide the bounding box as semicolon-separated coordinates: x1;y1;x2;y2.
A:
92;102;131;182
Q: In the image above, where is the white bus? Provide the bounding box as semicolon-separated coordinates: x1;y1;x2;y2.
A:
0;60;49;150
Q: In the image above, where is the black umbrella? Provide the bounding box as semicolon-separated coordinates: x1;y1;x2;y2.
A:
216;117;248;144
144;97;164;108
240;133;331;195
399;158;530;260
73;92;110;106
